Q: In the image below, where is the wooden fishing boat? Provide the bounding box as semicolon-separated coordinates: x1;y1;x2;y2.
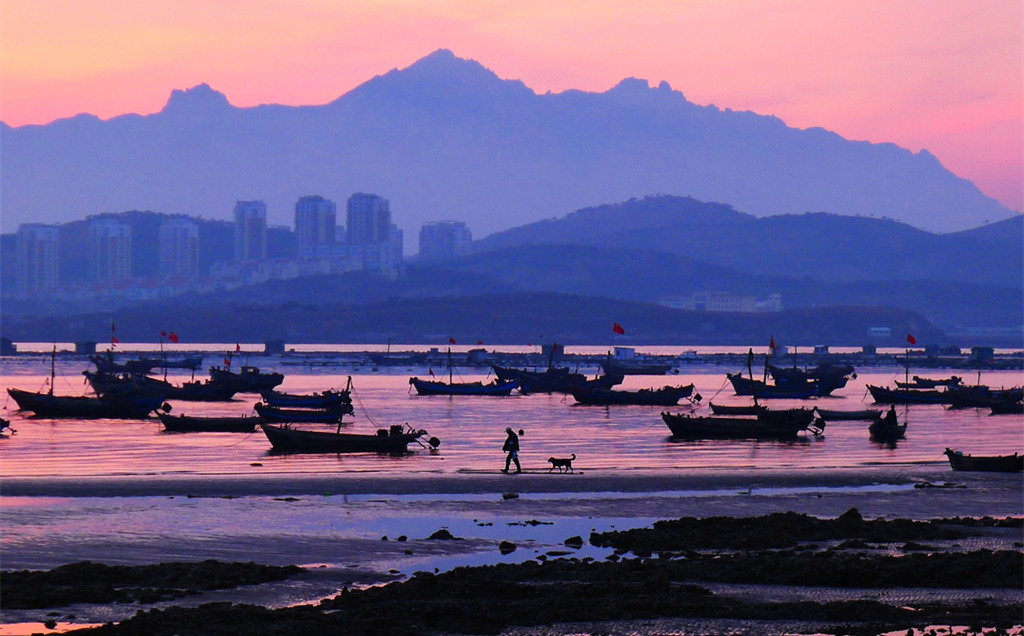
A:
708;402;765;416
409;377;518;396
84;370;239;402
260;387;352;409
7;387;163;419
209;365;284;393
260;422;439;453
868;411;907;441
895;375;962;389
990;398;1024;415
813;408;882;421
726;373;818;399
944;448;1023;472
90;351;203;374
254;403;348;423
866;384;950;404
517;371;623;395
947;385;1024;409
157;411;259;433
661;409;818;440
572;384;694;406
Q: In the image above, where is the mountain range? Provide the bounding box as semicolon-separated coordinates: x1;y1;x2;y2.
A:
1;49;1016;238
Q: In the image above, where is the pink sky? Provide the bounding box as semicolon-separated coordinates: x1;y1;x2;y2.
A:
2;0;1020;211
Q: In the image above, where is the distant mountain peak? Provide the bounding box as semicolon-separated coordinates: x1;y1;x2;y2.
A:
160;83;232;116
606;76;687;103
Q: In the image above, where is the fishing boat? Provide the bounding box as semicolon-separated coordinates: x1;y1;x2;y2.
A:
990;398;1024;415
768;362;853;395
895;375;963;389
7;387;163;419
260;385;352;409
517;370;623;395
868;408;907;441
254;403;348;423
947;384;1024;409
260;422;439;454
661;408;819;440
409;377;517;396
866;384;950;404
571;384;694;406
89;351;203;375
708;402;765;416
157;411;259;433
944;448;1023;472
209;365;284;393
813;408;882;421
8;349;164;419
726;373;818;399
410;347;518;396
601;349;672;376
84;370;239;402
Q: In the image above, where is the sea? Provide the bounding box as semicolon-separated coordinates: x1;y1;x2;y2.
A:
1;345;1022;634
2;344;1022;479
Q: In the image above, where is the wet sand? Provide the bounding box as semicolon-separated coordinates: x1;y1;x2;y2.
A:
2;465;1021;635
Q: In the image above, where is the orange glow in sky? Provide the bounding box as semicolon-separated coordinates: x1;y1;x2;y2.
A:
1;0;1020;211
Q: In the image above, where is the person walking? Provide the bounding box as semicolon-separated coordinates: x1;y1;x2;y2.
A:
501;427;521;473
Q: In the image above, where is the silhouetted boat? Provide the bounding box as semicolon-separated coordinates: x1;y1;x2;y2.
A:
572;384;694;406
895;375;962;389
602;353;672;376
411;347;518;396
157;411;259;433
661;409;819;440
254;403;348;423
944;448;1023;472
813;408;882;421
409;377;518;396
260;385;352;409
768;362;853;395
868;410;907;441
946;384;1024;409
260;422;439;454
84;370;239;402
209;365;284;393
7;388;163;419
726;373;818;399
90;351;202;374
866;384;950;404
516;370;623;395
990;398;1024;415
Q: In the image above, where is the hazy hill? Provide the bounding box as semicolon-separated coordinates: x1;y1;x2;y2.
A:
2;50;1013;237
0;290;943;347
472;196;1022;288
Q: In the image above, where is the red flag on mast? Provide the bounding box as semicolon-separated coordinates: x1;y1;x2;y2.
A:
449;337;456;344
169;332;179;343
769;335;776;353
906;334;917;345
612;322;625;335
111;320;119;345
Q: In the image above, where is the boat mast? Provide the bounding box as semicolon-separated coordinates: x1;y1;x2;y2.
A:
447;347;453;386
49;344;56;395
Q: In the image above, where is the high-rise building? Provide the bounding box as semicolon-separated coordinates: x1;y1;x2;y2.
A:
295;195;336;257
158;218;199;278
233;201;267;262
346;193;391;244
419;221;472;261
89;218;132;283
15;223;59;294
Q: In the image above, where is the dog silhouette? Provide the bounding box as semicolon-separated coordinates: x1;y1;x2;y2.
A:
547;453;576;473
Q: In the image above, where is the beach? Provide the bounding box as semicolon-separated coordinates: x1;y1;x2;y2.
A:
2;465;1022;635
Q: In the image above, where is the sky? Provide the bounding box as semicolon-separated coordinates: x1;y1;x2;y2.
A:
2;0;1021;212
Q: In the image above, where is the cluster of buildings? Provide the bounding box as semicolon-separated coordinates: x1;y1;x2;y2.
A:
11;193;474;301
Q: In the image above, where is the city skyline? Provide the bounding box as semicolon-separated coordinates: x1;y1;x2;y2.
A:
2;1;1020;214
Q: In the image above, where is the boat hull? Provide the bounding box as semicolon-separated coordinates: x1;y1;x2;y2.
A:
260;423;425;453
254;403;347;423
866;384;949;404
7;388;162;419
944;449;1023;472
661;410;815;440
158;412;259;433
572;384;694;406
409;378;517;396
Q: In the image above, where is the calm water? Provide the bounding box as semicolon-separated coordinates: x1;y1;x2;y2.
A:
2;355;1021;478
